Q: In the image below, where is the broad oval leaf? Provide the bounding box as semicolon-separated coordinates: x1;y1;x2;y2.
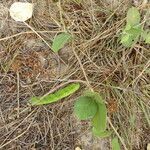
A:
30;83;80;105
92;103;107;132
92;128;112;138
112;138;120;150
74;96;98;120
83;91;104;104
127;7;140;26
52;33;72;52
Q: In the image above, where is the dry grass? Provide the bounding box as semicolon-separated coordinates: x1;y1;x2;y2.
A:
0;0;150;149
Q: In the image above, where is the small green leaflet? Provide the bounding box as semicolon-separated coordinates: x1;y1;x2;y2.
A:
121;34;133;47
92;103;107;132
127;7;140;26
52;32;72;52
120;7;142;47
141;30;150;44
92;128;112;138
126;26;142;36
121;7;149;47
112;138;120;150
30;83;80;105
145;33;150;44
121;24;142;47
74;96;98;120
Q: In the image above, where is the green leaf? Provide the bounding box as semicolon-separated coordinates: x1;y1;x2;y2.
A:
92;128;112;138
92;103;107;132
127;7;140;26
121;25;141;47
141;30;148;39
121;7;142;47
145;33;150;44
74;96;98;120
126;26;142;37
112;138;120;150
30;83;80;105
83;91;104;104
124;24;132;31
121;34;133;47
141;30;150;43
52;33;72;52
